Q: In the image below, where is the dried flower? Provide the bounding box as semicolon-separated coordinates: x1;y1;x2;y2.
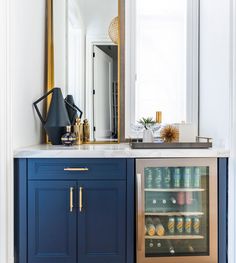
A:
160;125;179;143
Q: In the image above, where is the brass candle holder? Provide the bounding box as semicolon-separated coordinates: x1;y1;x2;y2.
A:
156;111;162;124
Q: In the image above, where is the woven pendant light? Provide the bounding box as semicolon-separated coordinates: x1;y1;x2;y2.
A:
108;16;119;44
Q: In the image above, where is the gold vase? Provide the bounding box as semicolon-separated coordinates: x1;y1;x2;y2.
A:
83;119;90;143
73;118;83;145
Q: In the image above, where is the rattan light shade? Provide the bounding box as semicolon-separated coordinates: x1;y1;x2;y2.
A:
108;16;119;44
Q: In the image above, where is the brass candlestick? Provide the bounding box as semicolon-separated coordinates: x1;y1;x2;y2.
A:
156;111;162;124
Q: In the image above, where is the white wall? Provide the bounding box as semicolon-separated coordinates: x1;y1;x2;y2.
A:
54;0;67;89
12;0;46;149
80;0;117;36
67;0;86;111
199;0;231;148
0;0;47;262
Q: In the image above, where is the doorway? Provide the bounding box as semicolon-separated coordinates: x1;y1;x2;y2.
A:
92;45;118;141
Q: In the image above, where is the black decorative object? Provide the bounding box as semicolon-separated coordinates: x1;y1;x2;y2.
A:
65;95;83;125
33;87;72;145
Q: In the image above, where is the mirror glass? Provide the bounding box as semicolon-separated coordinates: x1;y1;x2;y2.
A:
54;0;119;142
125;0;199;137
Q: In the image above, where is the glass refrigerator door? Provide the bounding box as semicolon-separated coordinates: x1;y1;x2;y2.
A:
136;159;217;263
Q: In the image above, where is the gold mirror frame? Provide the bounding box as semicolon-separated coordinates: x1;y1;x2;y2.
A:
46;0;124;144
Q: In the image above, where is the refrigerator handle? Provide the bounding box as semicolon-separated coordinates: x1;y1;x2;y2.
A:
136;173;143;251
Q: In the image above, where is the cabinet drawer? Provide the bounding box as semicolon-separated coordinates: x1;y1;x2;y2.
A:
28;159;126;180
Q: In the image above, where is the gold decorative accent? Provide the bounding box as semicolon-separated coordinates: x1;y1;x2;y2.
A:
74;118;84;145
46;0;121;144
64;168;89;171
46;0;54;106
160;125;179;143
46;0;54;143
108;16;119;44
83;119;90;143
79;187;83;212
69;187;74;212
156;111;162;124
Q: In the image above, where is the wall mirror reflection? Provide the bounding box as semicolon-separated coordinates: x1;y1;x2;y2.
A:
53;0;119;142
125;0;199;139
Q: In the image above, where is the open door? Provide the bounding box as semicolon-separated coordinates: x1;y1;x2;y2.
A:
93;46;114;141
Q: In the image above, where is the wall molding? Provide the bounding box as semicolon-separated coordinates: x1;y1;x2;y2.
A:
229;0;236;262
0;0;13;262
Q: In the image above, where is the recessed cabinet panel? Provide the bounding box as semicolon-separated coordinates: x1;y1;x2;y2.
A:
28;181;77;263
78;181;126;263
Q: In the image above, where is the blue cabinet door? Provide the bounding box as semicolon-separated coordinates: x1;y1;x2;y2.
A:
78;181;126;263
28;181;77;263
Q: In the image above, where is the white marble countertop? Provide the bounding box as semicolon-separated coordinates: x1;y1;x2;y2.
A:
14;143;230;158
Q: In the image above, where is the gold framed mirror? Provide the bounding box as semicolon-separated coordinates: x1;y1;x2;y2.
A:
46;0;124;144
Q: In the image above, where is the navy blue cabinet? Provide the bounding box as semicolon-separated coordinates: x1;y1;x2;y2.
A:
14;158;135;263
28;181;77;263
15;157;227;263
78;181;126;263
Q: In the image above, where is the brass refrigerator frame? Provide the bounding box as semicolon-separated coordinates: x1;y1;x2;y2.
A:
136;158;218;263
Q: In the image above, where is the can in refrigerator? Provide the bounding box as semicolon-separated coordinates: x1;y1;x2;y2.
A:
185;192;193;205
153;168;162;188
193;217;200;234
184;168;192;188
168;217;175;234
185;217;192;234
193;167;201;188
145;168;153;189
163;168;171;188
176;217;184;234
156;224;165;236
145;217;153;225
146;224;156;236
173;168;181;188
177;192;185;205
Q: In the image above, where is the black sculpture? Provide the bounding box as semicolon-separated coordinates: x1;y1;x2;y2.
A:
65;95;83;125
33;87;72;145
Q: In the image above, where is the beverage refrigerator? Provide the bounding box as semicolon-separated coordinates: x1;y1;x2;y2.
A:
136;158;217;263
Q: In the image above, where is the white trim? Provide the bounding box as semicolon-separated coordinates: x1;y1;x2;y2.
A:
186;0;199;136
0;0;13;262
125;0;136;138
228;0;236;262
85;35;115;140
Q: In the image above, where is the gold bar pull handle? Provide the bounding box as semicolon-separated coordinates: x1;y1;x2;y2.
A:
69;187;74;212
136;173;143;251
79;187;83;212
64;168;89;172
